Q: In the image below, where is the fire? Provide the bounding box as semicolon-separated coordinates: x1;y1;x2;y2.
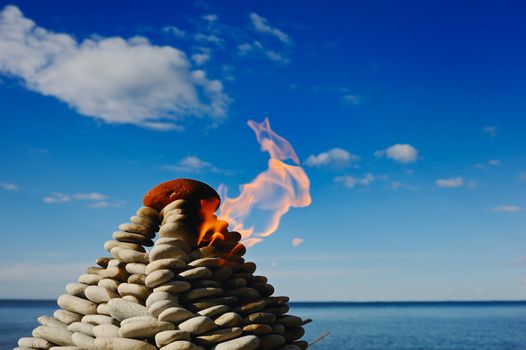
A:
217;118;311;247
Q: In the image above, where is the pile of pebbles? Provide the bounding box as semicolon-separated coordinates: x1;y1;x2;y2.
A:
14;200;309;350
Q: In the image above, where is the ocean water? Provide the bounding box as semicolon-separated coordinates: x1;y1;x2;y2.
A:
1;300;525;350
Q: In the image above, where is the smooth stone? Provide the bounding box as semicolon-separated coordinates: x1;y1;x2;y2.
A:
195;327;242;345
122;295;142;304
130;215;158;228
112;231;153;246
154;280;192;293
283;327;305;342
92;324;120;338
242;324;272;335
149;300;180;318
155;238;191;253
145;269;175;288
128;273;147;285
78;274;102;285
97;278;120;292
136;206;160;221
86;266;103;274
38;316;67;329
211;335;260;350
178;316;216;335
158;223;194;241
126;263;147;275
104;240;146;253
95;304;109;317
198;305;230;318
108;298;150;321
117;248;150;264
107;259;125;268
291;341;308;350
276;346;301;350
161;214;189;226
272;324;285;335
189;258;225;269
264;305;289;315
81;314;117;325
240;262;256;273
118;283;151;300
278;315;302;327
161;200;187;214
54;310;82;325
265;296;289;306
222;278;246;289
179;267;212;280
95;257;112;268
227;287;260;301
98;267;128;282
234;300;266;315
65;283;88;298
258;335;286;350
18;337;53;349
189;247;218;260
32;326;73;346
67;322;94;336
191;297;238;311
192;280;221;288
57;295;97;316
119;223;153;235
119;318;174;338
212;266;233;281
120;316;157;325
145;259;187;274
84;285;119;304
158;307;194;324
155;330;191;348
48;347;80;350
94;337;157;350
146;291;178;308
150;245;189;262
71;332;94;349
246;312;276;325
185;287;223;301
160;341;205;350
214;312;242;327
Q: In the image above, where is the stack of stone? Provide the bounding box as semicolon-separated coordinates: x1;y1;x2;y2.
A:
13;179;309;350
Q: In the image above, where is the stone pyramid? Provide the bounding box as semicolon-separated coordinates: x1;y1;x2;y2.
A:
14;179;309;350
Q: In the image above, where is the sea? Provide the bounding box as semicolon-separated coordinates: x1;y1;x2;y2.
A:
1;300;525;350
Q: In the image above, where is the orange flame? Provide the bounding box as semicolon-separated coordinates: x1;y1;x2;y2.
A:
218;118;311;247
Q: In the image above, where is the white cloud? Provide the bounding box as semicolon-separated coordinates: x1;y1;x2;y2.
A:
250;13;290;44
491;205;523;213
0;181;18;191
163;155;229;175
202;14;219;23
488;159;500;166
343;94;361;105
389;181;416;191
304;148;359;169
484;126;497;138
335;173;375;189
476;159;500;169
191;47;211;65
43;193;71;203
194;33;224;46
375;144;418;164
435;177;464;188
162;26;186;38
72;192;108;201
0;5;229;131
43;191;122;208
88;200;126;209
292;238;304;247
237;41;289;64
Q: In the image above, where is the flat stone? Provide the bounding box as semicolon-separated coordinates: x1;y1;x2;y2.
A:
161;214;189;226
66;322;94;336
278;315;302;327
122;295;142;304
130;215;158;228
118;283;151;300
161;199;187;214
104;240;146;252
258;335;286;350
146;291;178;308
189;247;218;260
192;280;221;288
18;337;54;349
211;335;260;350
126;263;147;275
84;285;119;304
212;266;233;281
77;274;102;285
71;332;94;349
54;310;82;325
185;287;224;301
154;280;192;293
155;238;191;253
117;248;150;264
97;278;120;292
120;316;157;326
92;324;120;338
272;323;285;334
146;258;187;274
136;206;160;221
160;341;205;350
214;312;242;327
292;341;308;350
222;278;246;289
189;258;225;269
264;296;289;306
283;327;305;342
96;303;110;316
178;316;216;335
98;267;128;282
96;257;112;268
65;283;88;298
119;318;174;338
57;295;97;316
108;298;150;321
158;307;194;324
32;326;73;346
150;245;189;262
198;305;230;318
81;314;117;325
233;300;266;315
112;231;153;246
191;297;238;311
145;269;175;288
94;337;157;350
179;267;212;280
227;287;260;301
119;223;154;235
149;300;180;318
158;223;195;242
128;273;147;285
264;304;289;315
242;324;272;335
155;330;191;347
38;315;67;329
246;312;276;325
86;266;103;274
195;327;242;345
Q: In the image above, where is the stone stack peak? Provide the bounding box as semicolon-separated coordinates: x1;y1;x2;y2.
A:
14;179;309;350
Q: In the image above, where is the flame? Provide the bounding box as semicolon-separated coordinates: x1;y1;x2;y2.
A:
218;118;311;247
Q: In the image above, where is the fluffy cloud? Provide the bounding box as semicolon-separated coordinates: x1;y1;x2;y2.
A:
335;174;375;189
163;155;230;175
475;159;500;169
250;13;290;44
43;191;122;208
237;40;290;64
162;26;186;38
304;148;359;169
435;177;464;188
375;144;418;164
191;47;211;65
0;181;18;191
0;5;229;131
491;205;523;213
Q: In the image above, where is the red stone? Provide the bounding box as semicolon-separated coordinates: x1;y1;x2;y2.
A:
143;178;220;211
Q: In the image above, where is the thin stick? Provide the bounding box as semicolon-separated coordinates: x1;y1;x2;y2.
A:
309;331;331;347
301;318;313;325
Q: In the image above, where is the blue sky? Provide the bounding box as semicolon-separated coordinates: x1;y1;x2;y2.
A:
0;0;525;300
